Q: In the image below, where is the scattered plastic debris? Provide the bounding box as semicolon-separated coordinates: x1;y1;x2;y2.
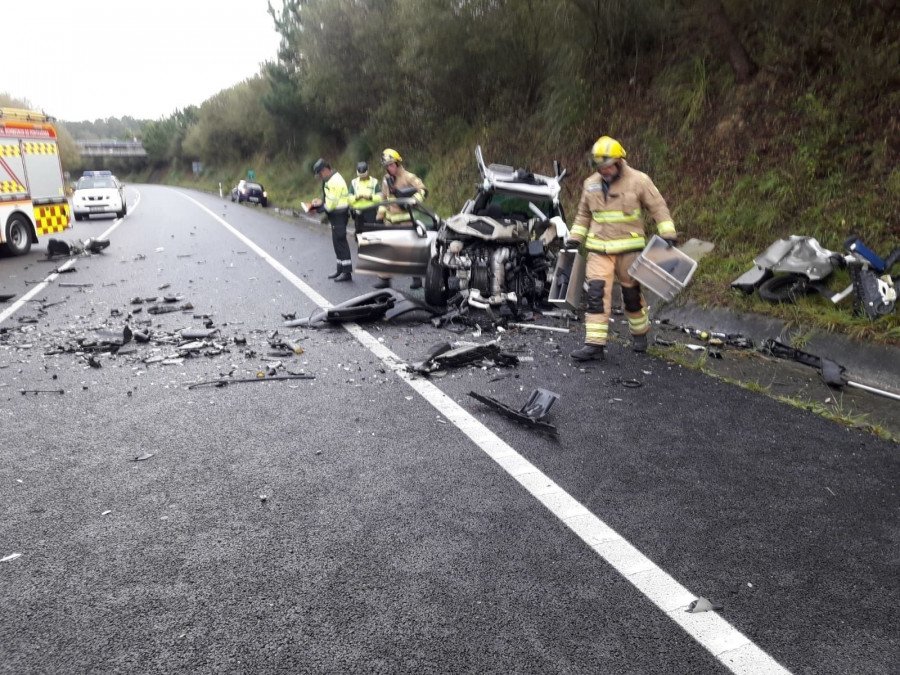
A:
409;341;519;374
468;388;559;435
687;597;723;613
285;289;439;328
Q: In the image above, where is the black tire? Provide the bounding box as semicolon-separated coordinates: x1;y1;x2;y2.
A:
74;212;84;222
424;257;448;307
758;274;813;304
4;214;33;256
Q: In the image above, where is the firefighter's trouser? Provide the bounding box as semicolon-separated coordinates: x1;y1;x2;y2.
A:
583;250;649;345
328;209;352;271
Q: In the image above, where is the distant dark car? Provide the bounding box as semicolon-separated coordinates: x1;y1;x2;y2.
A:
231;180;268;207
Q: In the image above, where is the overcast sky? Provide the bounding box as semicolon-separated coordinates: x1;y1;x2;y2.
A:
4;0;283;123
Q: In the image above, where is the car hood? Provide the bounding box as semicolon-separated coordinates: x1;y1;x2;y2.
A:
442;213;533;242
74;188;119;200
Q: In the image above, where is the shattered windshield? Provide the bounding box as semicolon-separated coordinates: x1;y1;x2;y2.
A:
485;192;552;219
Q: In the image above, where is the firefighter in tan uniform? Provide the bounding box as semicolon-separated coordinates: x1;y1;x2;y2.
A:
373;148;427;290
567;136;677;361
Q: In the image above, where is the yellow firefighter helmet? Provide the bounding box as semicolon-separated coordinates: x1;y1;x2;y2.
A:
381;148;403;166
590;136;627;167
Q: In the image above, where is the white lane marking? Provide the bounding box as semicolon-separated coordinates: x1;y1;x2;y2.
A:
188;192;791;674
0;191;140;326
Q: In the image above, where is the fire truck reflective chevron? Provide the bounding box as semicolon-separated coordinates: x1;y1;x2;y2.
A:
35;203;71;235
0;107;71;256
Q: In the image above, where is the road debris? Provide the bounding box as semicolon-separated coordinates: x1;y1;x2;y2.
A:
509;322;571;334
761;338;900;401
186;374;316;389
285;289;439;328
686;597;724;613
409;341;519;374
131;453;154;462
468;388;559;435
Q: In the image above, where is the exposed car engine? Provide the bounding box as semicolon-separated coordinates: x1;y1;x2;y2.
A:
424;147;570;320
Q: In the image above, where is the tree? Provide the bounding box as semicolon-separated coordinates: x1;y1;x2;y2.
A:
697;0;757;83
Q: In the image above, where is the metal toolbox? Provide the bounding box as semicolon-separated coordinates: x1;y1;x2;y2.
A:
549;249;586;311
628;235;698;301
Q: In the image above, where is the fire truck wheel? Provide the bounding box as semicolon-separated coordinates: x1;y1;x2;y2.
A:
5;215;33;256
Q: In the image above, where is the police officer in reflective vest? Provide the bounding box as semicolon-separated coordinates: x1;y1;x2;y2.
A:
374;148;426;290
349;161;381;224
311;158;353;282
566;136;677;361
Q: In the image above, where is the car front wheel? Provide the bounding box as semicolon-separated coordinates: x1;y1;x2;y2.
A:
425;257;448;307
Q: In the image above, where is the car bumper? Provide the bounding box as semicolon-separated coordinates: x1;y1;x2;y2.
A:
73;200;123;216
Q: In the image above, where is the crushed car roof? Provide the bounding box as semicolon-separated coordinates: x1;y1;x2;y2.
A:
476;145;562;203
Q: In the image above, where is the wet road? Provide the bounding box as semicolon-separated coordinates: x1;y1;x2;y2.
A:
1;185;897;674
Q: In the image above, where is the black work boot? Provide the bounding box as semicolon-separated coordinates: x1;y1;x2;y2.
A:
410;276;423;290
632;332;648;353
373;277;391;289
570;344;606;361
334;267;353;282
327;263;342;279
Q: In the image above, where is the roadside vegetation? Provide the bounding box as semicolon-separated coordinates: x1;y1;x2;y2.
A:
5;0;898;344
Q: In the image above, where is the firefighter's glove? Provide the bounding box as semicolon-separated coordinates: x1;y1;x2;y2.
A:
662;237;678;248
565;238;581;250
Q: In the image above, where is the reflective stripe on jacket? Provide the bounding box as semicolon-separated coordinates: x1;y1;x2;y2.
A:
569;162;675;254
377;166;425;222
322;172;350;213
350;176;381;209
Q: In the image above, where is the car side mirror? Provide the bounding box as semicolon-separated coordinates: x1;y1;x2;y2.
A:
415;221;428;238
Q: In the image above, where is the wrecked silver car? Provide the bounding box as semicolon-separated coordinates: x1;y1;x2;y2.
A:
424;146;570;313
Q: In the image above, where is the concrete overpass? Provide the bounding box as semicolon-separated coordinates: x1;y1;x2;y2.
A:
77;140;147;157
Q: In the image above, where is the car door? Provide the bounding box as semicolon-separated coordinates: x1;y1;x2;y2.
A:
355;201;439;277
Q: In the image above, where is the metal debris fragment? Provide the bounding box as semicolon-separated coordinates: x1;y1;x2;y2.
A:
468;388;559;435
187;374;316;389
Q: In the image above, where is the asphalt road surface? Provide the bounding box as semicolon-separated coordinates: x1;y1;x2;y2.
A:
1;185;897;674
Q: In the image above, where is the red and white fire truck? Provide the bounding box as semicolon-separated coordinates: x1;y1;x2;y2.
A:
0;107;71;256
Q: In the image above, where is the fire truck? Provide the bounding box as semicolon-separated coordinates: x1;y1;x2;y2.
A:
0;107;71;256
